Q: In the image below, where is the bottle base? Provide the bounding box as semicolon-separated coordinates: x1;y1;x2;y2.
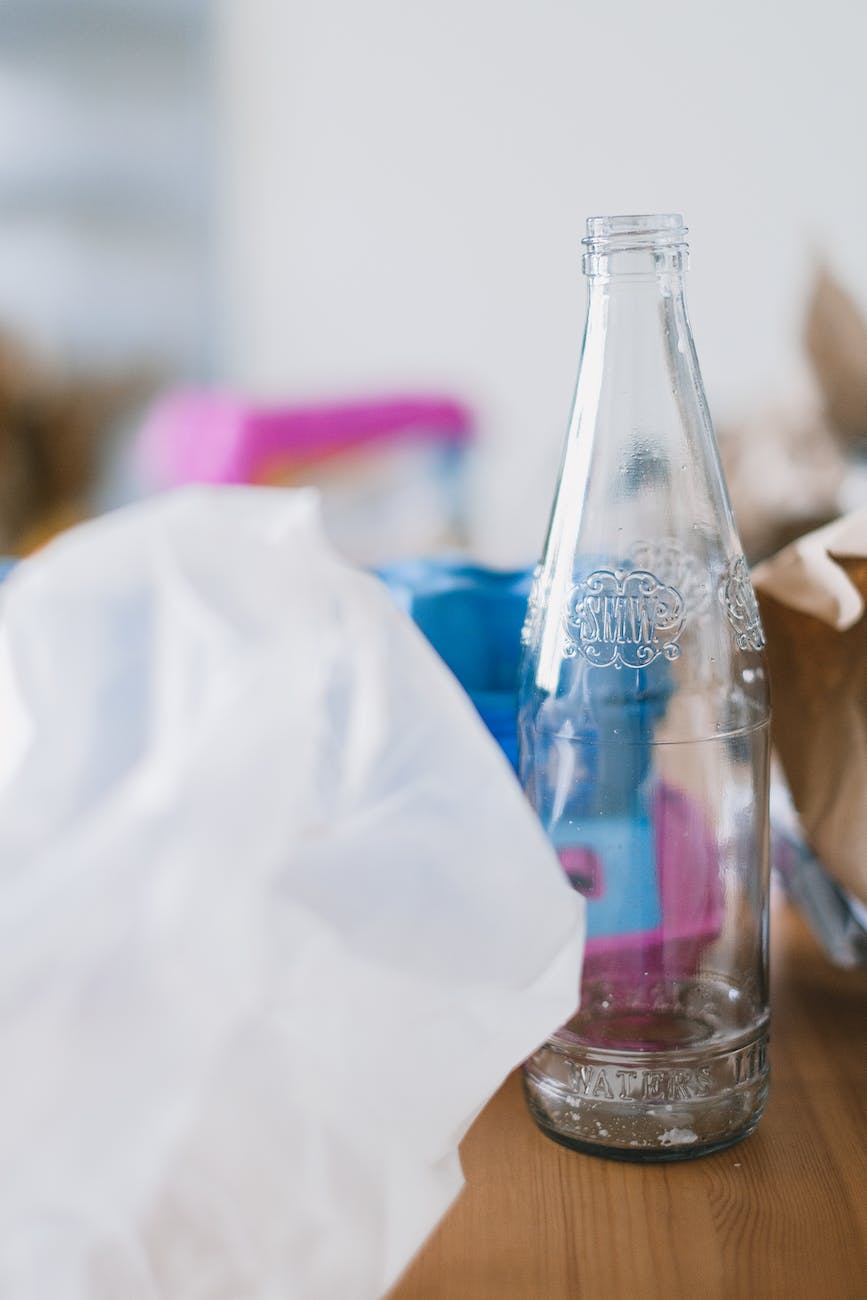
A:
526;1111;763;1163
522;1023;769;1163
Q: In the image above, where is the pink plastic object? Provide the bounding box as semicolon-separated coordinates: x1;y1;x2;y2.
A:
138;392;474;488
581;783;724;980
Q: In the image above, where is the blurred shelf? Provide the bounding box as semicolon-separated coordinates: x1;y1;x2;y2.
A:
0;182;207;234
0;1;211;70
0;0;207;38
0;0;214;374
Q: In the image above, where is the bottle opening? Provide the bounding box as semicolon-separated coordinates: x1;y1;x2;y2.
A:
584;213;687;246
582;214;688;275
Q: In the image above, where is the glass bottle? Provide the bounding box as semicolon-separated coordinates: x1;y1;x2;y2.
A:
519;214;770;1161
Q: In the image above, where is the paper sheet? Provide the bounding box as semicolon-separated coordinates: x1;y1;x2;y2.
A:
0;487;584;1299
754;508;867;904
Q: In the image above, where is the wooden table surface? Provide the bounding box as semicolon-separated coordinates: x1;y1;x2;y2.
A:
390;895;867;1300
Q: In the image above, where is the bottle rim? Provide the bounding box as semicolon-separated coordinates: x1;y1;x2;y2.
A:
583;213;688;251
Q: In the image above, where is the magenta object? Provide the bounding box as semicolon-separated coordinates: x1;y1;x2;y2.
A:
579;782;724;979
138;391;474;487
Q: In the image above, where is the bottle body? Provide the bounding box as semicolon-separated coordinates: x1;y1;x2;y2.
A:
519;216;770;1160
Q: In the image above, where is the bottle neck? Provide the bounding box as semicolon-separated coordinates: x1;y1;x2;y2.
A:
586;266;687;297
581;269;694;408
560;243;734;561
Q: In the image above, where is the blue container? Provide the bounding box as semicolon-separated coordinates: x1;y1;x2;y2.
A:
378;555;680;947
376;558;531;770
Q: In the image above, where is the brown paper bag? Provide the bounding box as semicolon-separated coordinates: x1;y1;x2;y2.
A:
805;265;867;450
754;509;867;905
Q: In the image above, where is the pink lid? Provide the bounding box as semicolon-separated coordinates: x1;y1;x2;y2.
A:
139;391;474;487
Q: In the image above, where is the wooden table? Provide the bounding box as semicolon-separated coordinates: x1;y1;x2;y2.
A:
391;895;867;1300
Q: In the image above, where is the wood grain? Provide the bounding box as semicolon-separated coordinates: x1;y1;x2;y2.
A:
390;895;867;1300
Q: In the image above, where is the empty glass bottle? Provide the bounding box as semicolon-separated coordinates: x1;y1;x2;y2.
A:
519;214;770;1161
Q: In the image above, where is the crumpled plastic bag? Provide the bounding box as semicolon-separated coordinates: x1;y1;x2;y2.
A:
0;487;583;1300
754;507;867;906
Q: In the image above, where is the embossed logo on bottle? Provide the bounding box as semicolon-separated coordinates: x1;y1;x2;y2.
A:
564;569;685;668
721;555;765;652
627;539;711;616
565;1061;716;1102
560;1040;768;1106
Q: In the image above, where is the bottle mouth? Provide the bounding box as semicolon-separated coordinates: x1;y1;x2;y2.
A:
582;214;688;275
583;213;687;248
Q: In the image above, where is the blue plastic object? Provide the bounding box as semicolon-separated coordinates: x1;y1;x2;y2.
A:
376;558;531;770
378;556;679;950
555;811;662;940
544;654;674;943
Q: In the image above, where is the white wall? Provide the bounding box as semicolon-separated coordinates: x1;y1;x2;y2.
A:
215;0;867;563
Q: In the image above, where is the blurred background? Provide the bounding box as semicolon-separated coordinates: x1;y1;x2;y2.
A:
0;0;865;564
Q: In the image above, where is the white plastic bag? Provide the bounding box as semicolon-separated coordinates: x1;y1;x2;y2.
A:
0;488;583;1299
